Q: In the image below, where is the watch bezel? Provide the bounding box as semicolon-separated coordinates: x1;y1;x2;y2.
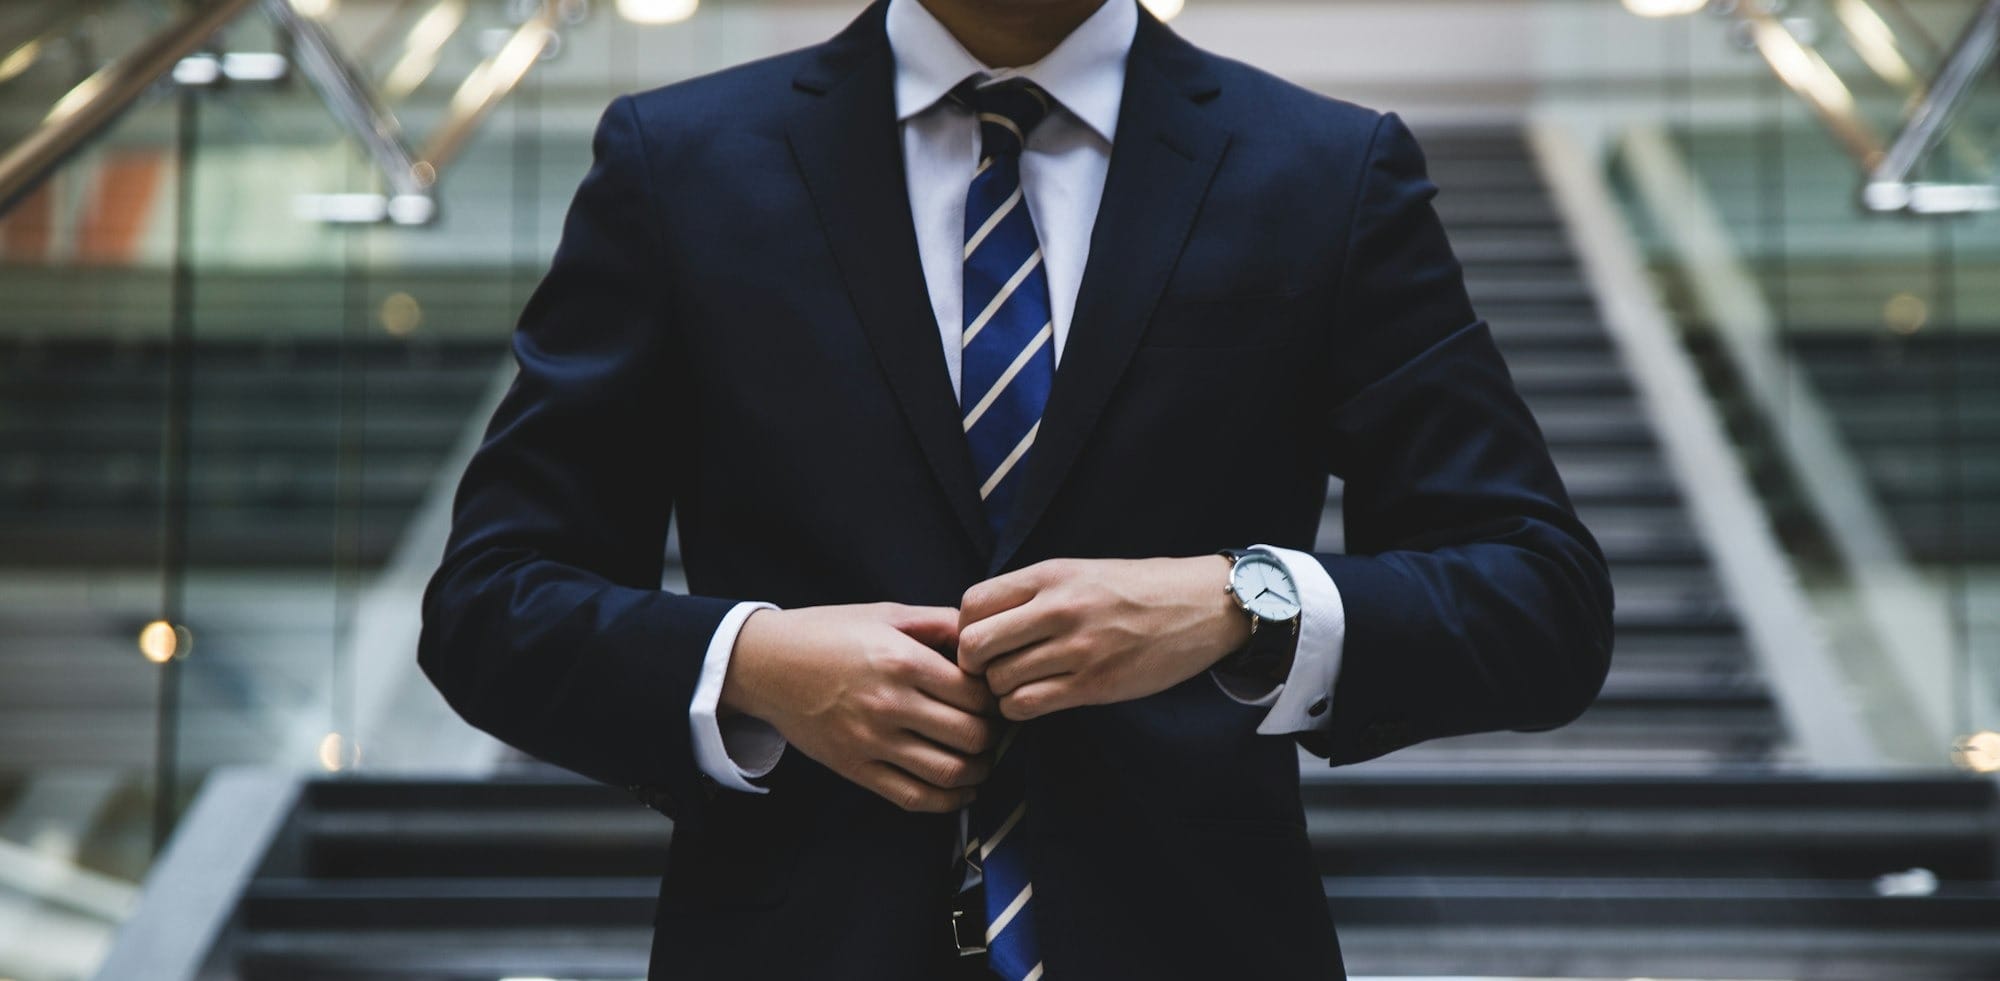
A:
1226;551;1303;623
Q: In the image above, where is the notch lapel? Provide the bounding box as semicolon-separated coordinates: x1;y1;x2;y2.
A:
988;8;1231;573
786;0;994;557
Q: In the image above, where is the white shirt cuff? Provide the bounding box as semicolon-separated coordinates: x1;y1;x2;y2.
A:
1208;544;1347;735
689;600;787;793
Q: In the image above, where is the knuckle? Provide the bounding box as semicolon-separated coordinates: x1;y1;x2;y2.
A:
999;694;1030;721
841;717;879;751
1047;599;1082;628
879;649;923;684
969;719;999;751
961;584;991;614
854;683;894;715
957;626;985;659
900;786;943;813
931;757;968;787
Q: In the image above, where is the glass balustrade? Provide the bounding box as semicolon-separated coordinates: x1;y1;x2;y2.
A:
1577;0;1999;770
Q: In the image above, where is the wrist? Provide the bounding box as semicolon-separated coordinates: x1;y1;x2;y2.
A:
719;606;782;721
1199;554;1253;667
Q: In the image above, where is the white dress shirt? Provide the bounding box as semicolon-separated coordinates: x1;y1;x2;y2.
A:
685;0;1347;795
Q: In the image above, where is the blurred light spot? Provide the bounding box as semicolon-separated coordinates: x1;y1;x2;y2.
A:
1953;730;2000;772
318;732;361;771
1907;182;2000;214
1834;0;1916;88
172;54;221;87
1873;866;1938;897
221;52;289;82
46;74;109;125
1623;0;1707;15
379;292;423;336
451;20;555;116
1141;0;1184;21
138;620;190;663
0;40;44;84
1750;16;1857;115
290;0;340;20
295;192;386;223
618;0;697;25
383;0;467;101
1883;291;1927;334
387;193;436;226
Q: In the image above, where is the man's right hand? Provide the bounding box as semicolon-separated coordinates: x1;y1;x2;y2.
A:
719;603;1000;812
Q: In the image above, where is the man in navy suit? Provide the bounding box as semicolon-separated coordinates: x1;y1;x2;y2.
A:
418;0;1614;977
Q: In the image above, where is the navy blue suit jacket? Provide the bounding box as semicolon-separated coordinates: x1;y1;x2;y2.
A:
418;2;1615;977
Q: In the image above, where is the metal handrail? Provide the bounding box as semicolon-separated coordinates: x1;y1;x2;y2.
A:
1730;0;2000;214
418;0;559;177
0;0;566;226
0;0;259;216
0;0;114;85
261;0;432;203
1738;4;1887;171
1864;0;2000;212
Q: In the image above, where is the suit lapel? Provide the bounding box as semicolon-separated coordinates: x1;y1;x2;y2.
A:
988;7;1231;573
783;1;1230;570
786;0;995;557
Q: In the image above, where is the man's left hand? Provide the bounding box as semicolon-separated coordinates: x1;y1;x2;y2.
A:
957;557;1252;721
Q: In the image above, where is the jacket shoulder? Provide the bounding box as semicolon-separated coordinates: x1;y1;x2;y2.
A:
617;41;823;139
1195;47;1389;150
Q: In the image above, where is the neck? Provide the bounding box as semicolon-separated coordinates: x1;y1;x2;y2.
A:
916;0;1111;68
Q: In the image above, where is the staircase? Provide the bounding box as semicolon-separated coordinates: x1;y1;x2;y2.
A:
1789;329;2000;562
0;327;506;569
178;772;2000;980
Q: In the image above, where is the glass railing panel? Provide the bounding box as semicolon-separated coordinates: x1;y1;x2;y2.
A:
1586;0;2000;770
0;8;194;977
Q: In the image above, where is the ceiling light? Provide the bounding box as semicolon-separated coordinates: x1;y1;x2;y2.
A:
1623;0;1708;16
617;0;697;25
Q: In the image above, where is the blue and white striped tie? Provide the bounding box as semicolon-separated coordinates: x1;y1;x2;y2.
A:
955;76;1056;535
952;75;1052;981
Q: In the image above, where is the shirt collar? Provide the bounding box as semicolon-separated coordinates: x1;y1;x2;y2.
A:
885;0;1135;144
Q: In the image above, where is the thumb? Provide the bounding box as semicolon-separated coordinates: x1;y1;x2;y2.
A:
886;604;961;653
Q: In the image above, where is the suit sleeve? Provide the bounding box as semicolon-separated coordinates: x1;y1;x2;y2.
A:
1295;111;1616;766
417;95;740;824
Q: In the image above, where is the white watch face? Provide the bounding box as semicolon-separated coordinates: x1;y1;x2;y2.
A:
1231;553;1302;622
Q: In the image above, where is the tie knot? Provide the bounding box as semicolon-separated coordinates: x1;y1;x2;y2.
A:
949;76;1053;160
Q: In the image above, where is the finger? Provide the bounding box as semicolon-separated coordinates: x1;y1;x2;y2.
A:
894;696;1001;754
960;560;1064;628
984;639;1073;697
999;675;1079;722
958;597;1064;675
882;735;991;790
905;654;1001;716
882;604;961;653
858;762;979;814
888;638;999;715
